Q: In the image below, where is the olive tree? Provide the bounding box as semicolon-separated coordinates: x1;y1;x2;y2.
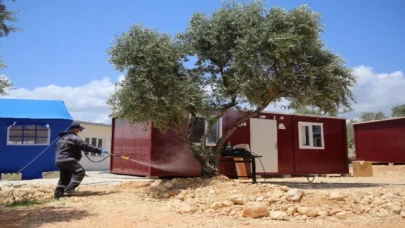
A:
391;104;405;117
107;0;356;177
0;0;18;95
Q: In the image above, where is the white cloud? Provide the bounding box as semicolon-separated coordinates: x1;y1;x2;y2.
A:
5;76;124;124
2;65;404;124
265;65;405;119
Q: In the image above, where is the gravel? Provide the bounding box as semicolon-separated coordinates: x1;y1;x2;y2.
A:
1;165;405;228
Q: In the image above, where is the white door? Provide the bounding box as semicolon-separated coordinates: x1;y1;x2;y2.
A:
250;118;278;173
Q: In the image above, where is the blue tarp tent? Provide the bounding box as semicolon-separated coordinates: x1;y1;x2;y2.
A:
0;98;73;180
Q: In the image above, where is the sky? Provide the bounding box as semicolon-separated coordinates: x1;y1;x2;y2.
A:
1;0;405;123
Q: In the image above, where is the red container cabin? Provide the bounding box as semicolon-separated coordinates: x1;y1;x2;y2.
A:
110;110;349;178
353;117;405;163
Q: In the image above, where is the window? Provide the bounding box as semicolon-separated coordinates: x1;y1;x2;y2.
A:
298;122;324;149
190;117;222;146
7;124;50;145
83;137;104;156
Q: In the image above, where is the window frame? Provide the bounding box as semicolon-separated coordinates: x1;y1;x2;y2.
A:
191;117;223;146
6;124;51;146
83;137;104;156
298;122;325;150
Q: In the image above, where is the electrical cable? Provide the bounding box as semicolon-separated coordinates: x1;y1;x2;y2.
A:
4;126;70;182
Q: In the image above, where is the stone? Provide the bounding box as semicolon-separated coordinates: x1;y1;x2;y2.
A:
211;202;224;210
150;180;162;187
401;211;405;218
272;189;285;198
372;197;385;207
389;205;402;214
329;191;345;201
318;211;329;217
336;211;347;219
242;202;269;219
285;189;303;202
178;204;197;214
287;207;297;216
381;192;396;199
256;196;264;202
164;181;174;188
329;209;343;216
230;195;246;205
222;200;234;207
208;189;216;194
375;208;389;217
280;186;290;192
270;211;287;220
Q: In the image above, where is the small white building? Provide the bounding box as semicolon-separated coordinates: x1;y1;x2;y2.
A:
76;120;111;171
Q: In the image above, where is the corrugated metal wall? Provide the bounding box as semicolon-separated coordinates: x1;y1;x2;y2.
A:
354;118;405;163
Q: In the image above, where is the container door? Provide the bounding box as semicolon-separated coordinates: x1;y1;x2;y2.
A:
250;118;278;173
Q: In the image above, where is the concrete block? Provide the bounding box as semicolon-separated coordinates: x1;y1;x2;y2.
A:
42;171;60;179
1;173;22;181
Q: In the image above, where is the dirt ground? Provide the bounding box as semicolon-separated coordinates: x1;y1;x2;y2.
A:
1;165;405;228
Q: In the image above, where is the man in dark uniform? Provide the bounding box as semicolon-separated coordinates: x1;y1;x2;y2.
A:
54;122;109;199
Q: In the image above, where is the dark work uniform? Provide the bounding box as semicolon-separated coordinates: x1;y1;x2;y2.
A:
54;130;103;198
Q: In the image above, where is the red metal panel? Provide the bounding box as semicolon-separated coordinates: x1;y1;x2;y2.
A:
150;127;201;177
293;116;348;174
110;119;152;176
354;118;405;163
110;118;123;174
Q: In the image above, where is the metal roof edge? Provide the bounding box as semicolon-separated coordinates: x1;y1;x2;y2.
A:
75;120;112;127
352;116;405;125
258;110;346;120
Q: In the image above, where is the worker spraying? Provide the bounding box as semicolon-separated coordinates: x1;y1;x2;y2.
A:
53;122;109;199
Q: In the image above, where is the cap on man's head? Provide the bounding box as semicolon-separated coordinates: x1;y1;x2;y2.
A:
69;122;85;131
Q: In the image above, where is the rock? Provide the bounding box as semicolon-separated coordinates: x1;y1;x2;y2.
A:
285;189;303;202
211;202;224;210
329;191;345;201
150;180;162;187
222;200;234;207
401;211;405;218
297;207;310;215
230;195;246;205
389;205;402;214
272;189;285;198
162;193;170;198
300;215;308;220
381;192;396;199
270;211;287;220
336;211;347;219
375;208;389;217
256;196;264;202
287;207;297;216
208;189;216;194
318;211;328;217
205;209;215;214
164;181;174;188
372;197;385;207
329;209;343;216
242;202;269;219
280;186;290;192
178;203;197;214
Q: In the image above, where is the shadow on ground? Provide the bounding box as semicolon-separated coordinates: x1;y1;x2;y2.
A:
241;181;405;189
0;206;93;228
64;190;117;197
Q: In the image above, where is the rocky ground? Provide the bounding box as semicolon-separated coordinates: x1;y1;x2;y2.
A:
1;165;405;228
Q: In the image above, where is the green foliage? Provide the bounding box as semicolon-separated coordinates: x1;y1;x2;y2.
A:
0;0;18;95
107;0;356;176
294;105;337;116
359;112;387;122
346;119;357;149
0;75;12;95
391;104;405;117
